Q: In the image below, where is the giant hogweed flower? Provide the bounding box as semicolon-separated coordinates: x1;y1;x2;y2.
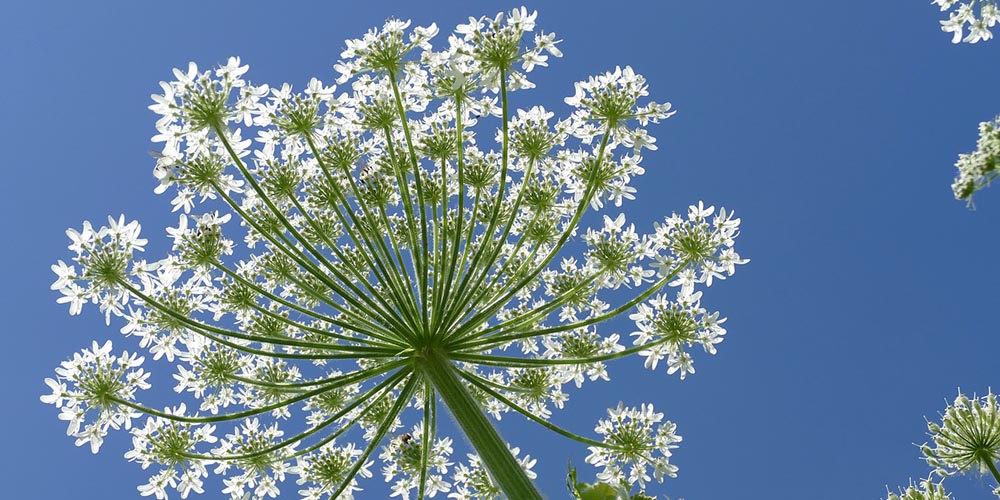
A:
42;8;746;500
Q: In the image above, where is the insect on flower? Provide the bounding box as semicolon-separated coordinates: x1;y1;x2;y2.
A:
357;159;378;184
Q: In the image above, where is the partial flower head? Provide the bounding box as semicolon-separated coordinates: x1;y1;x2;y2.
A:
922;389;1000;478
952;115;1000;205
885;477;952;500
935;0;1000;43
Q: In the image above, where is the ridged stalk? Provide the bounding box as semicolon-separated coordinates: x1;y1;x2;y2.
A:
416;348;543;500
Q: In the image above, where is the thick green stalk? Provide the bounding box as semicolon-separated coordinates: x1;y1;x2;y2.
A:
416;349;543;500
986;456;1000;487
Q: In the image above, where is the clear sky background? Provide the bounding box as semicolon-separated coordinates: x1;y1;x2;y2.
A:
2;1;999;499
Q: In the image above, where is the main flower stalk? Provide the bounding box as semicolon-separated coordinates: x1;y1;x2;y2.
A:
416;348;541;500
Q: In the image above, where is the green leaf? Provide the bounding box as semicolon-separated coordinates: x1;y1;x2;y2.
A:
567;461;628;500
577;483;620;500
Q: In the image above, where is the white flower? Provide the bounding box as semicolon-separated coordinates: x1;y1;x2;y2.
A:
216;56;249;84
934;0;961;11
40;377;68;407
935;0;998;43
138;469;178;499
380;426;454;498
56;283;87;315
964;16;994;41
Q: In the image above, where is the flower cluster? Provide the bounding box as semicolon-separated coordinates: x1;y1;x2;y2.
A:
379;425;454;499
922;390;1000;479
564;66;674;155
886;389;1000;499
125;403;218;499
934;0;1000;43
629;290;724;380
43;7;746;500
41;340;149;454
291;442;371;500
51;215;147;322
886;478;952;500
951;115;1000;204
449;448;537;500
585;403;682;489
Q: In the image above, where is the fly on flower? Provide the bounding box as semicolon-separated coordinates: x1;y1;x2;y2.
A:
357;159;377;184
43;6;746;500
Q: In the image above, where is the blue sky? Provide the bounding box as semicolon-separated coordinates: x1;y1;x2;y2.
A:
3;1;999;499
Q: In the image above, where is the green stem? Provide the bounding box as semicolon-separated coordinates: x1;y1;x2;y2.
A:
985;456;1000;488
454;257;691;351
434;96;466;339
330;373;419;499
304;134;422;329
453;331;683;367
110;359;408;424
417;349;542;500
211;260;401;347
388;70;431;333
429;170;446;340
119;280;394;356
285;189;414;331
205;180;400;338
444;151;537;338
180;368;409;461
439;69;512;331
381;128;426;320
457;369;613;450
212;127;409;334
207;176;405;336
418;380;433;500
444;130;610;344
